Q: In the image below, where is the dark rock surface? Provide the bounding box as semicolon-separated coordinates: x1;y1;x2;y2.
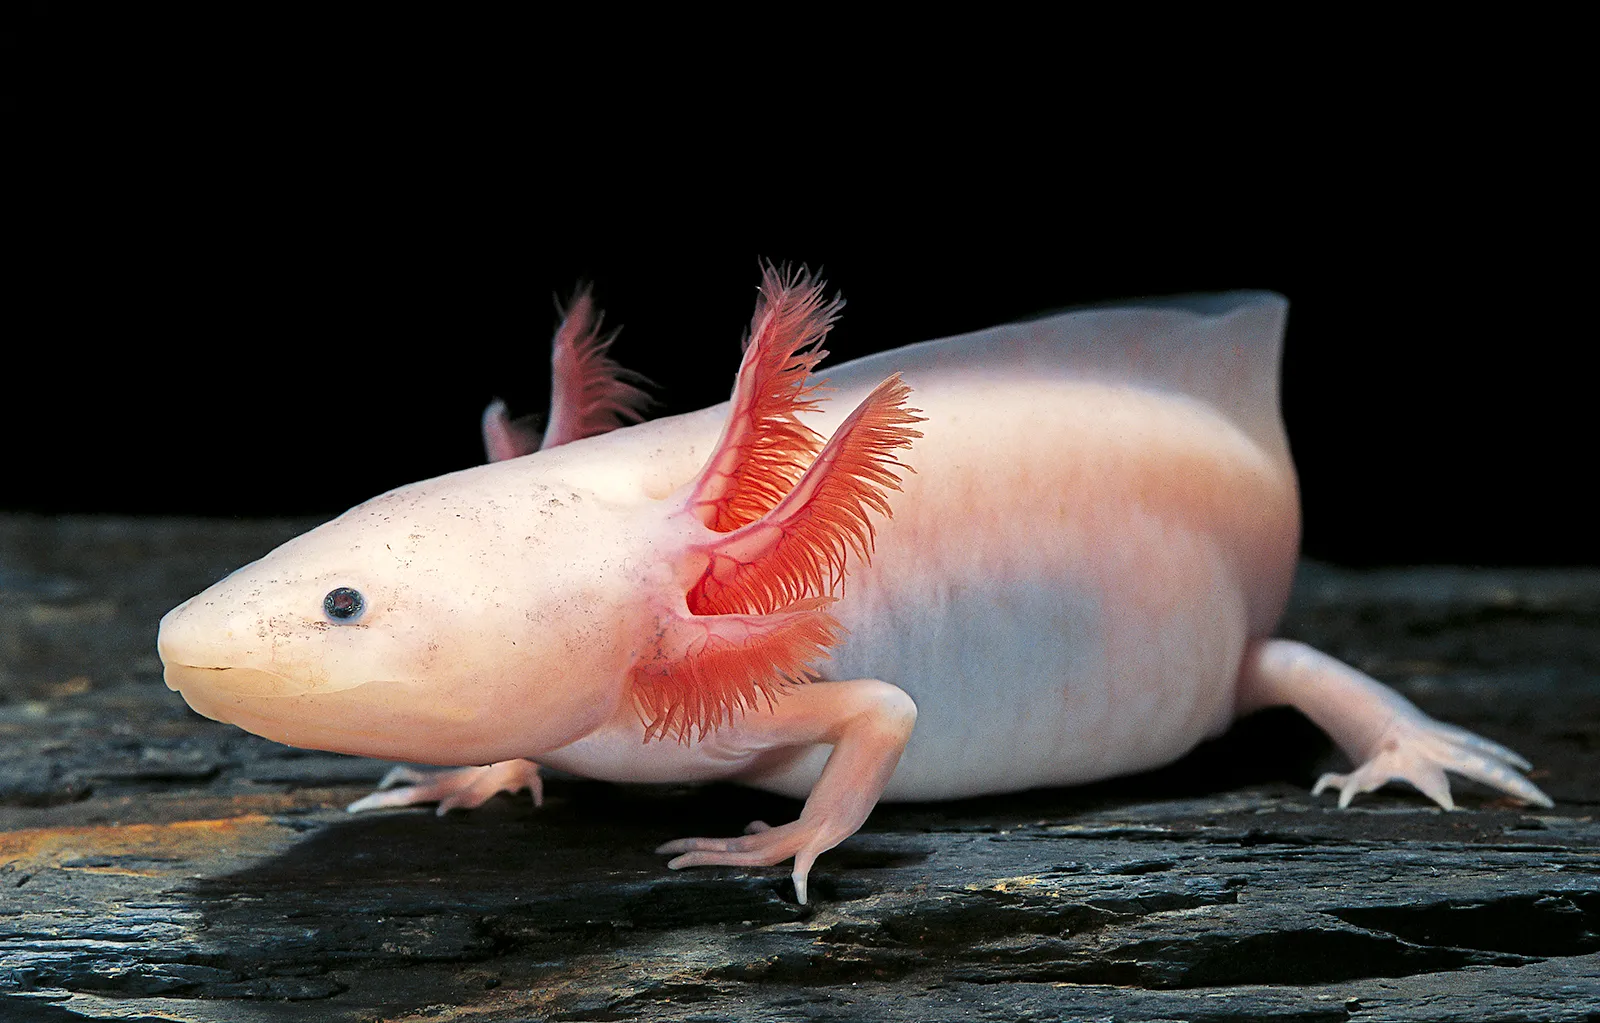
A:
2;515;1597;1022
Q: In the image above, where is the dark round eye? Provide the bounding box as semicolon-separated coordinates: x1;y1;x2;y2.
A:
323;587;365;622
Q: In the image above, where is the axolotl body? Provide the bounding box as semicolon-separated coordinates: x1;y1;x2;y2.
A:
158;269;1551;902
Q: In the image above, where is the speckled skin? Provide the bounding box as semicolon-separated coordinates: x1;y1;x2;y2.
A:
158;292;1550;901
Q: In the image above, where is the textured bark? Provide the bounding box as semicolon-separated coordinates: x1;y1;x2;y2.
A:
2;515;1597;1022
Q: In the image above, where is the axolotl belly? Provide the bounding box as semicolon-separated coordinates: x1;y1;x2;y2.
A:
158;269;1551;903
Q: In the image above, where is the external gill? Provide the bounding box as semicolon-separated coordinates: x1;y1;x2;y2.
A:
630;265;924;742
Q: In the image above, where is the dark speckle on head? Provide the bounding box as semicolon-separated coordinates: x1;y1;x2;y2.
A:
324;587;365;622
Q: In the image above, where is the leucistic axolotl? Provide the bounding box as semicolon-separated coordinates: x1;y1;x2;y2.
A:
157;266;1554;904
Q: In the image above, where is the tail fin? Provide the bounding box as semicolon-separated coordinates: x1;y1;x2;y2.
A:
1005;291;1289;456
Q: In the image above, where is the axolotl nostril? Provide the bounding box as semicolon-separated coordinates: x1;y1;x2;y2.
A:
157;265;1553;904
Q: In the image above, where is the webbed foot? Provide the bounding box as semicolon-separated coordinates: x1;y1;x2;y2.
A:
1310;716;1551;810
1239;639;1553;811
346;759;544;815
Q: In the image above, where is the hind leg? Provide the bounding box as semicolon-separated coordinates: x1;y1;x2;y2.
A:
1237;639;1551;809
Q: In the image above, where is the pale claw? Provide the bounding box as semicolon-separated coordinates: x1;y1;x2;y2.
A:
1311;719;1553;811
657;818;839;905
346;759;544;815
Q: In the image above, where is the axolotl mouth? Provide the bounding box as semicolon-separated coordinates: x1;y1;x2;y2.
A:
163;662;308;699
161;661;523;766
162;662;393;747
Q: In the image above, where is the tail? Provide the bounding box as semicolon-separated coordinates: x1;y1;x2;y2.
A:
1038;291;1288;456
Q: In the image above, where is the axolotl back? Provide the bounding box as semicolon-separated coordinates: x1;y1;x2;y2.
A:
158;268;1550;903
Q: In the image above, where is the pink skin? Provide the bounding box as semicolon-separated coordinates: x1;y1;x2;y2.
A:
377;289;659;813
163;273;1553;906
1236;639;1549;810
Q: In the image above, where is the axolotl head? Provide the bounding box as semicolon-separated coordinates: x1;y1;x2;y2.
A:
157;461;668;765
158;267;921;764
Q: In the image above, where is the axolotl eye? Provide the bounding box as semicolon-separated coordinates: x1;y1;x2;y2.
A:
323;587;365;622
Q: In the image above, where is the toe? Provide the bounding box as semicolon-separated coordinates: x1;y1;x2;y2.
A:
1407;761;1455;810
377;765;425;790
655;836;719;855
1311;771;1347;799
348;786;426;813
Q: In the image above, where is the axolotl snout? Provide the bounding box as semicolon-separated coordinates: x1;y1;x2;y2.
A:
158;268;1552;903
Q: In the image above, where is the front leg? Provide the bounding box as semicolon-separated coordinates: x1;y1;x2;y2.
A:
656;678;917;904
347;759;544;814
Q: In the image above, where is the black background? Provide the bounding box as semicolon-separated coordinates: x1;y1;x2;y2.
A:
4;9;1585;566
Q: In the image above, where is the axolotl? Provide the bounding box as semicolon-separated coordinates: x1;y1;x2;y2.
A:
157;267;1552;903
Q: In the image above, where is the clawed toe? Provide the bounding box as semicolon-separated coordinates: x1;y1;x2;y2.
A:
1313;723;1552;811
1313;758;1453;810
346;785;431;814
655;819;828;902
1243;640;1556;815
376;766;427;790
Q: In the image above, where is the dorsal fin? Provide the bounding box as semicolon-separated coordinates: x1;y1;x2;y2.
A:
866;291;1288;456
480;287;652;462
681;264;842;532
